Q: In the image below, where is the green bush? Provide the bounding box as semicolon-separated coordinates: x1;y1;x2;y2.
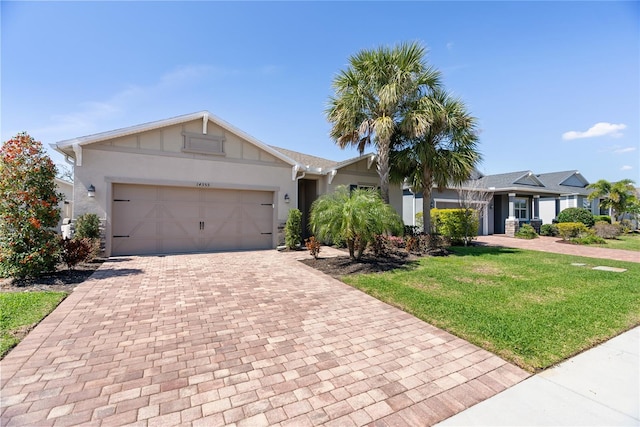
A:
515;224;538;239
75;213;101;239
284;209;302;249
557;207;595;228
540;224;559;237
557;222;589;240
431;208;479;246
593;221;622;239
572;233;606;245
593;215;611;224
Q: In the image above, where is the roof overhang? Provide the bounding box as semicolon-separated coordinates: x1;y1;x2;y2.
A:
51;111;301;168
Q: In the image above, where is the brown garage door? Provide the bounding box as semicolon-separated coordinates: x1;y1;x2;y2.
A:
111;184;274;256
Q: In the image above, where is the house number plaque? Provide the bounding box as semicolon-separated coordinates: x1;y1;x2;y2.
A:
196;182;211;187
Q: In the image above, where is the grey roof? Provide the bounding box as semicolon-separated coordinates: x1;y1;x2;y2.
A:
269;146;338;170
466;170;592;196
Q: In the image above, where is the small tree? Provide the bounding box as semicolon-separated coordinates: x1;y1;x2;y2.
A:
309;186;403;260
0;133;61;277
284;209;302;249
456;179;493;245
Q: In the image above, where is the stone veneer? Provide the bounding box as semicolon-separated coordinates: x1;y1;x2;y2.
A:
505;218;520;237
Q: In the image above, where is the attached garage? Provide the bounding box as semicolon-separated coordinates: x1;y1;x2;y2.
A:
111;184;274;256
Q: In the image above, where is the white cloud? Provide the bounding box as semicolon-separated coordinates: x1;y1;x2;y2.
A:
446;42;454;51
562;122;627;140
613;146;637;154
621;165;633;171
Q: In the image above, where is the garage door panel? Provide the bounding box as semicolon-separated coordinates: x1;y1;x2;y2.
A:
112;184;273;256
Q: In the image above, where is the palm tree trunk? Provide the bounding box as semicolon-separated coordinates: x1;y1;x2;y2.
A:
422;170;434;234
347;239;356;260
422;187;432;234
377;139;390;204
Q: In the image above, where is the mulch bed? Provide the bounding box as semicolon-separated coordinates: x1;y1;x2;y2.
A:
300;248;450;279
0;260;105;293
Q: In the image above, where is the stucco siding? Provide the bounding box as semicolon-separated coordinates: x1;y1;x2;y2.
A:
539;197;557;224
75;146;295;256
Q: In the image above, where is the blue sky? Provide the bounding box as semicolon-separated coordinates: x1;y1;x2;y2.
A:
2;1;638;183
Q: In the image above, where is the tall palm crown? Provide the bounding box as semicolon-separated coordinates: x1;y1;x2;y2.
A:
326;42;441;203
391;89;481;233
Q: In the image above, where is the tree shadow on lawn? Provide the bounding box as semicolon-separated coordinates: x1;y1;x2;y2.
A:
448;244;521;257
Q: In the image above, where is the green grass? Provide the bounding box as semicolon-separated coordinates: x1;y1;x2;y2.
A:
0;292;67;358
595;233;640;251
344;246;640;372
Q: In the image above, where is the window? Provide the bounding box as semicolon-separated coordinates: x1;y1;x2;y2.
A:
514;198;528;219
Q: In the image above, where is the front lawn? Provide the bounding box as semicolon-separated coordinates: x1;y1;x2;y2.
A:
0;292;68;358
596;233;640;251
343;246;640;372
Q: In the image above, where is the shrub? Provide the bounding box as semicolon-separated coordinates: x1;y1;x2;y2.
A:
75;213;101;240
372;235;405;257
309;186;403;260
593;221;622;239
572;234;606;245
556;222;589;240
0;133;61;278
404;225;420;237
431;208;479;246
284;209;302;249
59;238;93;270
515;224;538;239
304;236;321;259
540;224;559;237
593;215;611;224
619;219;634;233
556;207;595;228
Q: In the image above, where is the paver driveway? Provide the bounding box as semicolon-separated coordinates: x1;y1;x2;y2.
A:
0;251;529;426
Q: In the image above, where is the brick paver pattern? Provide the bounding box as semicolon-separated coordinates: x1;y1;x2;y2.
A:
0;250;529;426
476;235;640;263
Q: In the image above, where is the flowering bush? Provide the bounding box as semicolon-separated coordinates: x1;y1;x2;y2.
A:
0;133;61;277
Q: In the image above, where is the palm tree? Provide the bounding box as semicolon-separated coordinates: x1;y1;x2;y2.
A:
587;179;637;222
390;89;481;234
309;186;403;260
326;42;441;203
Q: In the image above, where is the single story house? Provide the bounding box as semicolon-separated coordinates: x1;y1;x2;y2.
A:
403;170;599;236
52;111;402;256
54;177;74;231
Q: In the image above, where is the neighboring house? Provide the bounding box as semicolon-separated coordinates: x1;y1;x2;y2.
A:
52;111;401;256
54;177;73;228
403;170;597;236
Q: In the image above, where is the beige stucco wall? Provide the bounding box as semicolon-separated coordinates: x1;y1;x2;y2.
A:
54;178;74;230
73;119;298;255
327;159;403;216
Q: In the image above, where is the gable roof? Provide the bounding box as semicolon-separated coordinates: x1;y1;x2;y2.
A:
51;111;379;178
468;169;592;196
52;111;299;167
536;171;590;190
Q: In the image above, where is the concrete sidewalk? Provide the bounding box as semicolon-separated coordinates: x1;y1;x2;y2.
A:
437;326;640;426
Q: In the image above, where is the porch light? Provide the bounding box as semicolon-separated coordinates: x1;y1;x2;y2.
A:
87;184;96;198
284;193;290;203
